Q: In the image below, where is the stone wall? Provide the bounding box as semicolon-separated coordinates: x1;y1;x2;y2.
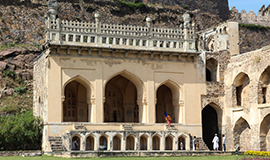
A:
0;151;42;157
231;5;270;27
224;45;270;151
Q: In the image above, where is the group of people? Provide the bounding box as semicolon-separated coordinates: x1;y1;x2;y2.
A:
193;134;226;151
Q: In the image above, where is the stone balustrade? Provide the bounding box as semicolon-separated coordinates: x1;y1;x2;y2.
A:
45;13;196;52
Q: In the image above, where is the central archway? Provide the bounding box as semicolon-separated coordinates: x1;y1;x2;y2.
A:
104;75;139;122
202;104;220;150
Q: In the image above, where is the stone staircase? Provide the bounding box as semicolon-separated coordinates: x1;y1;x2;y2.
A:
121;124;133;131
49;136;65;151
165;125;178;131
196;137;209;151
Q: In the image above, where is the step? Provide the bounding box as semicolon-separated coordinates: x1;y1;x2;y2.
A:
196;137;209;151
49;136;65;151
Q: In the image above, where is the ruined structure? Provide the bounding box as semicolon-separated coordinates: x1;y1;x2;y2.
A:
33;0;270;157
231;5;270;27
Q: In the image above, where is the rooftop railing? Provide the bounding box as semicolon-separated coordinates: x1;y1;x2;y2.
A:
45;12;196;52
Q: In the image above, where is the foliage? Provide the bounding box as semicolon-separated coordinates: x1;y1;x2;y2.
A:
114;0;145;9
244;150;270;157
0;110;43;151
239;23;270;30
2;69;16;78
14;86;26;95
182;4;189;10
0;43;40;52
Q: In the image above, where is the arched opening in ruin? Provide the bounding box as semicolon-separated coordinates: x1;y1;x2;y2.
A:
165;135;173;150
260;114;270;151
156;85;174;123
99;135;108;150
104;75;139;123
71;135;81;150
140;134;148;150
126;135;135;150
223;27;227;34
113;135;121;150
202;103;222;150
152;135;160;150
233;73;250;106
206;58;218;82
233;117;251;151
178;136;186;150
86;135;94;150
258;67;270;104
63;80;89;122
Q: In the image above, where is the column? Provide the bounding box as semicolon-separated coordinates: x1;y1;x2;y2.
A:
138;99;147;123
173;100;184;123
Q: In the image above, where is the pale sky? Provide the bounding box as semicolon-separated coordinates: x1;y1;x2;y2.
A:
228;0;270;15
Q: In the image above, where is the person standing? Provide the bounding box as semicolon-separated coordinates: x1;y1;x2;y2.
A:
212;134;219;151
167;114;172;127
222;134;226;152
193;136;196;151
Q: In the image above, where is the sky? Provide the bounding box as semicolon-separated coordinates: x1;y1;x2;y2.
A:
228;0;270;15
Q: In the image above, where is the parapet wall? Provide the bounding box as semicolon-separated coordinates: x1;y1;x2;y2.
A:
231;5;270;27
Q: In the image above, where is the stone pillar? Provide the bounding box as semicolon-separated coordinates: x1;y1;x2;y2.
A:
160;135;165;151
95;12;101;44
228;21;240;56
81;134;86;151
173;100;184;123
146;17;152;47
183;12;191;51
138;99;147;123
87;98;95;122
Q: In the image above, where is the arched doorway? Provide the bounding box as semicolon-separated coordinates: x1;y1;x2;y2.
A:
126;135;135;150
178;136;186;150
152;135;160;150
104;75;139;123
156;85;174;123
99;135;108;150
165;135;173;150
86;135;94;150
258;67;270;104
71;136;80;150
140;135;148;150
113;135;121;150
63;80;88;122
202;105;219;150
233;117;251;151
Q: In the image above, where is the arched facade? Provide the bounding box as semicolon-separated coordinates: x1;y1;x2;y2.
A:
233;117;251;151
86;135;95;150
178;135;186;150
99;135;108;150
71;135;81;150
165;135;174;150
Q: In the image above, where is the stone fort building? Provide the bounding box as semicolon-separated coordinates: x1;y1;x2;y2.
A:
33;0;270;156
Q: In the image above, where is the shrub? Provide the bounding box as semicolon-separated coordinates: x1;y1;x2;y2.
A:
0;110;43;150
14;86;26;95
3;69;16;78
239;23;270;30
114;0;145;9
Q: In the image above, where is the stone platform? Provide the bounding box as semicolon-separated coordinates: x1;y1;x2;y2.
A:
46;151;244;158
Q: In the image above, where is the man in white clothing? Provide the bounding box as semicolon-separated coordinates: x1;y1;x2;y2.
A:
212;134;219;151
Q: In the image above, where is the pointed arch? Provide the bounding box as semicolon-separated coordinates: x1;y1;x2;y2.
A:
63;75;94;98
113;134;122;150
140;134;148;150
206;58;218;82
165;134;174;150
233;117;251;151
233;72;250;107
85;134;95;150
156;79;182;101
258;66;270;104
178;134;188;150
260;114;270;151
152;134;161;150
71;134;81;150
104;70;145;101
126;134;136;150
99;134;109;150
202;102;222;150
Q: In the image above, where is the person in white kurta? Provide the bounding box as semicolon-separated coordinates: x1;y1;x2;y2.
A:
212;134;219;151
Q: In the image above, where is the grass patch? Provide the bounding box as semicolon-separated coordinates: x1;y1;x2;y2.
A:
114;0;145;9
239;23;270;30
0;155;250;160
0;43;40;52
